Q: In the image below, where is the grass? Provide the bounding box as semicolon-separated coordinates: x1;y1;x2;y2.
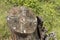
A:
0;0;60;40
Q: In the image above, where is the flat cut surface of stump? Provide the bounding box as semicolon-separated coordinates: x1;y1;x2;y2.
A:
7;6;37;34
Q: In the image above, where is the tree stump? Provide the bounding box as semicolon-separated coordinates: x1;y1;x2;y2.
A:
7;6;47;40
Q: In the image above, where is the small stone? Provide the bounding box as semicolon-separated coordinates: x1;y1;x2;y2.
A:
23;18;25;22
7;17;10;20
13;27;16;29
24;30;26;33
